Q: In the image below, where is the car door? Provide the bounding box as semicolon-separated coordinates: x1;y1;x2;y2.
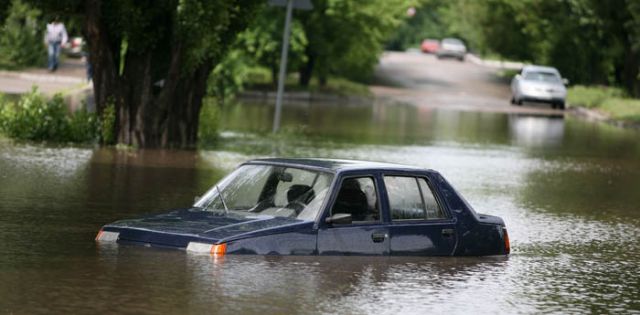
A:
383;175;457;256
317;174;389;255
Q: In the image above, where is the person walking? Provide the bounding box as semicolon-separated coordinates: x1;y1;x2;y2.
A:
44;16;68;72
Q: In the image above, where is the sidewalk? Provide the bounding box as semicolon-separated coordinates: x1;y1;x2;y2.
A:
0;58;87;94
0;58;93;111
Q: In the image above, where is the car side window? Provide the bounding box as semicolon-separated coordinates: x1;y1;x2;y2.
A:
331;177;379;223
385;176;446;221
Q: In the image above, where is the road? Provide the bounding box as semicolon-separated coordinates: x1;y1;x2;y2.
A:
371;51;562;115
0;58;86;95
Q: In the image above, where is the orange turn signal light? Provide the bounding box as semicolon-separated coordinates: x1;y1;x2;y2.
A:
503;227;510;254
210;243;227;256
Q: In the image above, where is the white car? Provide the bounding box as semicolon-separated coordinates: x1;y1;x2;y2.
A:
511;65;568;110
436;38;467;61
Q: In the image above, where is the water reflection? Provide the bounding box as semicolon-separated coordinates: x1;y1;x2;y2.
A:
508;114;564;147
1;99;640;313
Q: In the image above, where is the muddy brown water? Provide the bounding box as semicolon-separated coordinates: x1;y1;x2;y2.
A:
1;100;639;314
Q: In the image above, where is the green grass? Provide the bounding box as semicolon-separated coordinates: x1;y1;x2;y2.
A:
600;98;640;123
567;85;627;108
568;85;640;123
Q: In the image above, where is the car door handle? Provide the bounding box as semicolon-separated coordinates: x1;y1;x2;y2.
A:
442;228;455;237
371;232;387;243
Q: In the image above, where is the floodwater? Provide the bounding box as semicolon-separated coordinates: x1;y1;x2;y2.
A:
1;100;639;314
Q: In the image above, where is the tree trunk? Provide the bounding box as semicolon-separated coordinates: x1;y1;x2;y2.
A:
84;0;213;149
299;51;315;87
622;48;640;97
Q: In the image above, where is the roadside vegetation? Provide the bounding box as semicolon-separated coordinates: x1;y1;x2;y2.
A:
568;86;640;124
0;89;98;143
0;0;44;69
0;89;222;145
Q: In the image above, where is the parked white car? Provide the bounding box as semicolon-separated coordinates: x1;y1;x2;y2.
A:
436;38;467;61
511;65;568;110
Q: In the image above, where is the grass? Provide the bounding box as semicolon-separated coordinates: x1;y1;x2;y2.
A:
567;85;627;108
567;85;640;123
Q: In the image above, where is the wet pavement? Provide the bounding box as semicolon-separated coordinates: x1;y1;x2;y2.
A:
372;51;567;115
1;97;640;313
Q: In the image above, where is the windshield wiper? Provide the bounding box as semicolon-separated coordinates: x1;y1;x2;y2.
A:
216;185;229;214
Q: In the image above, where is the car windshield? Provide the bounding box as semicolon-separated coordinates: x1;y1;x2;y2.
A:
523;71;561;83
194;164;334;221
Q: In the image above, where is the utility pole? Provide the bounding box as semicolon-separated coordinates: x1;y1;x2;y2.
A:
269;0;313;133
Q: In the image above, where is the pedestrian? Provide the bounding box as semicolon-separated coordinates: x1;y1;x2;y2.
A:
44;16;68;72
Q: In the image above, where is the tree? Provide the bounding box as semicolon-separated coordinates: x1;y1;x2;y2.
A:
0;0;44;69
35;0;261;148
297;0;415;86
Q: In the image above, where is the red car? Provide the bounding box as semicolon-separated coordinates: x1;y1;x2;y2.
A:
421;39;440;54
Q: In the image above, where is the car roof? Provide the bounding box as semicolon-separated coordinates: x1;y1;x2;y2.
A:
244;158;426;173
523;65;560;74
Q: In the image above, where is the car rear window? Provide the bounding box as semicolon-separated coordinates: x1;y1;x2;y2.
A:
524;71;560;83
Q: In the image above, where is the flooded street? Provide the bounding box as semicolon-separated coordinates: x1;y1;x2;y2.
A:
1;98;639;314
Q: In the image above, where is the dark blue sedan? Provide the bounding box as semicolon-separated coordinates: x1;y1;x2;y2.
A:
96;158;510;256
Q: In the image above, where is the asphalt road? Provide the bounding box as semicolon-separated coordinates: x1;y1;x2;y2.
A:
372;51;563;115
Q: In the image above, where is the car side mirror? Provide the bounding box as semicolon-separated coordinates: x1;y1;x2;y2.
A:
194;196;200;203
515;74;522;80
325;213;352;225
562;78;569;85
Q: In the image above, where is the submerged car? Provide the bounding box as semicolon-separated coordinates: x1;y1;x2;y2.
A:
436;38;467;61
96;158;510;256
511;65;568;109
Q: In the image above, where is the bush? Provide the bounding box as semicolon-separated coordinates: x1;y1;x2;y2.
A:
69;108;99;142
0;0;45;69
198;97;220;146
0;88;100;143
567;85;627;108
100;102;116;144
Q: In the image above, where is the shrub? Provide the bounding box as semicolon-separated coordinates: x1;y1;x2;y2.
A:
0;0;45;69
0;88;100;143
100;102;116;144
198;97;220;146
69;108;99;142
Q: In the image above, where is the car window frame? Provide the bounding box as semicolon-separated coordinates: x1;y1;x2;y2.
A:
381;172;453;224
321;172;384;227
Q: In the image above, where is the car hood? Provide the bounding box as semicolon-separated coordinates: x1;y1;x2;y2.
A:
103;208;306;247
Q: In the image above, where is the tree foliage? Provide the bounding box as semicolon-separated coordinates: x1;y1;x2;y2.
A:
0;0;44;69
297;0;415;84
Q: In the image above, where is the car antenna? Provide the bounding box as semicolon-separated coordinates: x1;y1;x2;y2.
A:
216;185;229;214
